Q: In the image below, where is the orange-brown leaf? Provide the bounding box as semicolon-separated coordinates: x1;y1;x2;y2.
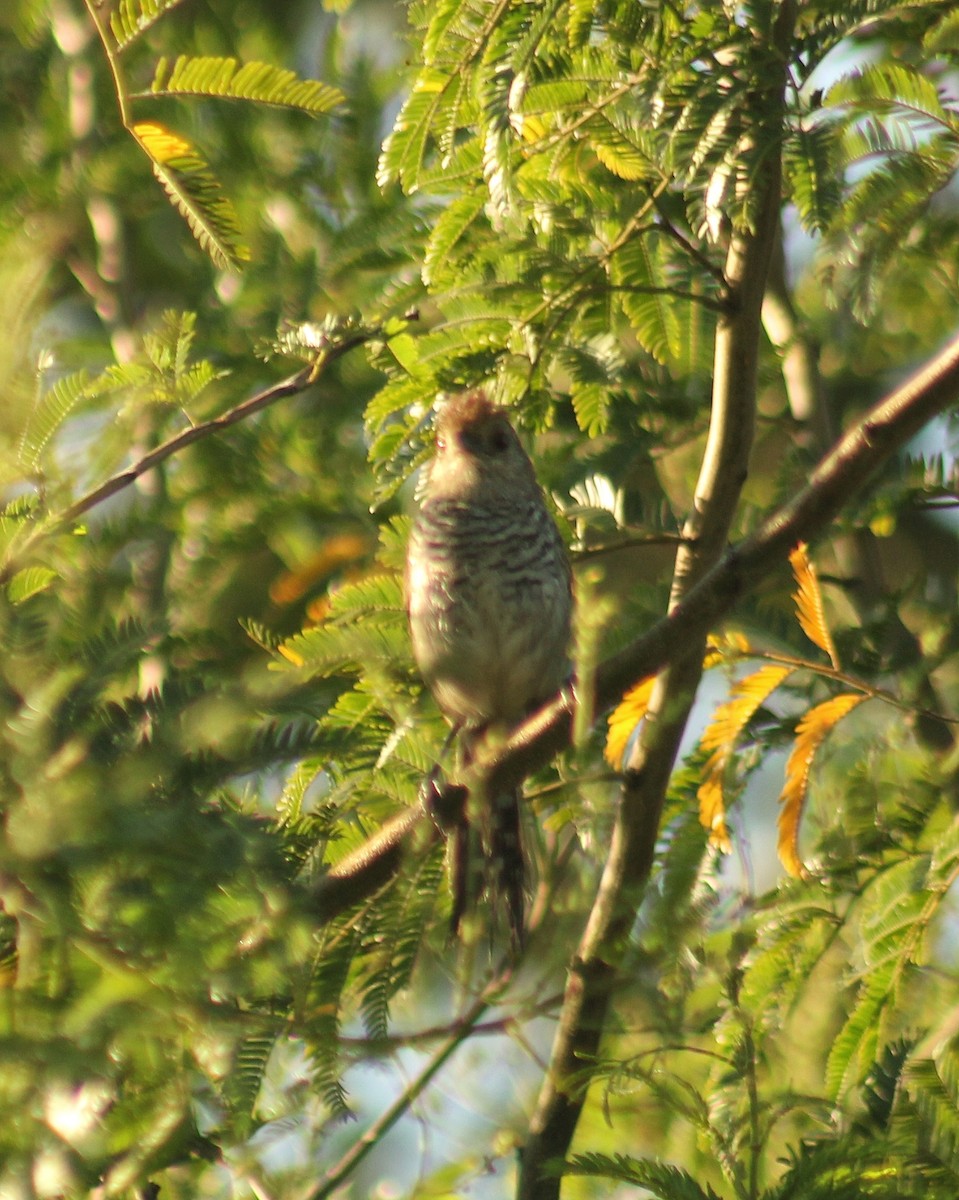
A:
778;692;867;877
696;664;794;849
269;533;371;608
790;542;838;668
605;676;655;768
700;664;795;753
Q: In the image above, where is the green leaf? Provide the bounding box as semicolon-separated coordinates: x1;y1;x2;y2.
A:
785;121;843;234
570;381;609;438
5;566;57;604
378;74;463;193
906;1044;959;1175
825;62;956;134
826;855;933;1099
566;1153;722;1199
109;0;187;49
220;1029;279;1139
423;191;487;286
567;0;594;48
586;114;659;182
611;237;680;364
18;369;93;470
149;55;344;115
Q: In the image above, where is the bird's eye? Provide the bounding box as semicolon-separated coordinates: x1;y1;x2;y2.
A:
489;426;510;452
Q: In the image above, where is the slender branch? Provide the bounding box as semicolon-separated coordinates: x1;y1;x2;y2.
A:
338;990;564;1054
763;229;956;755
304;970;512;1200
570;532;690;561
752;648;959;726
1;331;376;587
83;0;132;127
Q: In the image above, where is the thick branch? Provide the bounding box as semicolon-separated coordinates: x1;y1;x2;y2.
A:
763;236;955;754
516;7;797;1189
310;325;959;927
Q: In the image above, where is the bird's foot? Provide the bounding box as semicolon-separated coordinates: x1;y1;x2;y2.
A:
420;765;468;834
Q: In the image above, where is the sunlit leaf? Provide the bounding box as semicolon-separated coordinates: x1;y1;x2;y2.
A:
605;676;655;768
149;55;344;115
110;0;187;49
5;566;57;604
132;122;250;268
702;629;753;670
790;542;839;668
697;664;795;851
778;693;867;877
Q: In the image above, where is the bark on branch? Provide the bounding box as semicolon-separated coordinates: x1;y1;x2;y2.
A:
516;4;798;1188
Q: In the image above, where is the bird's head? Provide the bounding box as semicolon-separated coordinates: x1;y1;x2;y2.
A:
425;390;538;501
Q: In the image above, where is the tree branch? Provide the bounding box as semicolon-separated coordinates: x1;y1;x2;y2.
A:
310;324;959;917
516;5;798;1190
762;232;956;755
305;968;513;1200
1;328;378;587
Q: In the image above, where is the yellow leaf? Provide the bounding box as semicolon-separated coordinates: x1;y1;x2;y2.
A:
277;643;305;667
703;628;752;670
870;512;896;537
777;692;867;878
789;542;839;669
696;664;793;850
608;632;757;772
604;676;655;768
517;114;548;142
698;770;732;853
412;71;446;94
269;533;370;607
132;120;194;163
700;664;795;753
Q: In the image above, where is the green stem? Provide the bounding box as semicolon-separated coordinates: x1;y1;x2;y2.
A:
82;0;132;127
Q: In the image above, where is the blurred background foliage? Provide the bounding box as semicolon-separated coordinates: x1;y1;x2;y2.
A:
2;0;959;1197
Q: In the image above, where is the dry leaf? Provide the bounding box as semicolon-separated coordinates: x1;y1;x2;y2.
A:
790;542;839;669
697;664;794;851
778;692;866;877
605;676;656;768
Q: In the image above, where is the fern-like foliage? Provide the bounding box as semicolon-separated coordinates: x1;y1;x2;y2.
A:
827;825;959;1099
148;56;344;115
109;0;188;50
133;122;250;268
566;1152;722;1199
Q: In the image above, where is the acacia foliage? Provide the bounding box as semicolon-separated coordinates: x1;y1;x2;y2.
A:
2;0;959;1198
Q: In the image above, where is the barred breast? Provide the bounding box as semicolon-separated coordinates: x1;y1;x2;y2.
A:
407;494;572;731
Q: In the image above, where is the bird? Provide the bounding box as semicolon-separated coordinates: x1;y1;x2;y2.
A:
406;389;572;944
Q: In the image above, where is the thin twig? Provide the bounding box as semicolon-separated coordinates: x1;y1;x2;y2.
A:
338;990;564;1055
570;532;690;561
2;331;376;587
763;227;956;756
752;648;959;726
303;968;513;1200
517;6;800;1191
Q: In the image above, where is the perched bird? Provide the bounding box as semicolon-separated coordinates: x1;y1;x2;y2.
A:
406;390;572;943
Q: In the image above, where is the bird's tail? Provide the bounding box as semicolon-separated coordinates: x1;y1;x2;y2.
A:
487;785;526;948
445;783;526;949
